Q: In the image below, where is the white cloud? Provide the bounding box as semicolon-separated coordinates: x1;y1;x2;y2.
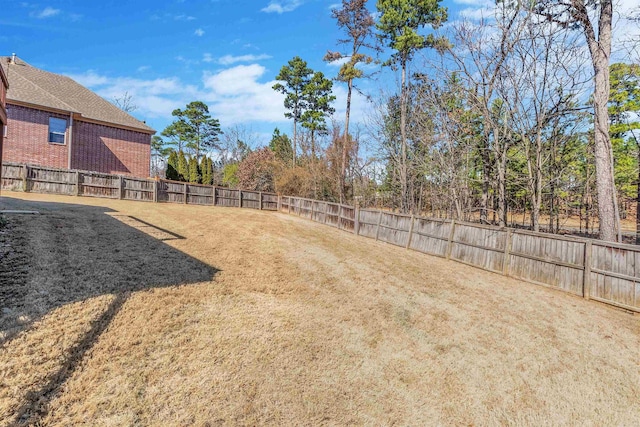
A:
326;56;350;67
175;14;196;21
32;6;60;19
458;6;494;20
66;72;200;119
331;82;370;128
64;62;372;132
218;54;272;65
261;1;303;14
66;64;286;127
203;53;214;63
68;71;110;87
194;28;205;36
450;0;494;20
202;64;286;124
613;0;640;60
452;0;492;5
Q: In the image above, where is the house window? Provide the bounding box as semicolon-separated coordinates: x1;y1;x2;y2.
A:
48;117;67;144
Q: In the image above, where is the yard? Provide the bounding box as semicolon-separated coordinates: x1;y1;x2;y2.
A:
0;192;638;426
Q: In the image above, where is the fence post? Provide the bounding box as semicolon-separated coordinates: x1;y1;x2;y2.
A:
22;164;29;192
239;190;242;208
259;192;263;210
118;175;123;199
213;187;217;206
324;203;329;224
153;180;158;203
74;170;80;196
288;197;291;214
311;201;315;221
446;220;456;260
354;207;360;235
375;211;383;241
583;241;592;300
502;228;512;275
405;215;415;249
183;183;187;204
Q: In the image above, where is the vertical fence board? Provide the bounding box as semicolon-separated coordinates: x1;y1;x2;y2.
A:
4;162;640;313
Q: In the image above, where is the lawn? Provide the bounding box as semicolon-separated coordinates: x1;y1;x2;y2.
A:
1;192;638;426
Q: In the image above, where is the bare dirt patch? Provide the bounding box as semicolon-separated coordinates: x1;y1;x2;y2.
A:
1;192;639;426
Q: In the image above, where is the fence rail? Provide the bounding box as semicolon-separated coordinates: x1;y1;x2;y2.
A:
281;196;640;313
1;162;278;211
3;162;639;313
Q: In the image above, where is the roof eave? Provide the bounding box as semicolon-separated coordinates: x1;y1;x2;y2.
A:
7;99;156;135
7;99;78;115
77;115;156;135
0;64;8;89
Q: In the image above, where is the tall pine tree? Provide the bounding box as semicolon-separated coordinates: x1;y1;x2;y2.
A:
377;0;447;212
273;57;313;166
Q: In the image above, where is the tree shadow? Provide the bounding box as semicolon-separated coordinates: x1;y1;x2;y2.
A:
71;129;132;174
0;196;218;425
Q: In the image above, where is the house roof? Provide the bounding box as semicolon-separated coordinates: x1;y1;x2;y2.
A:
1;56;154;133
0;60;8;90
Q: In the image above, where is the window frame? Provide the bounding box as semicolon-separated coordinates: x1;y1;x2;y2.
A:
48;117;67;145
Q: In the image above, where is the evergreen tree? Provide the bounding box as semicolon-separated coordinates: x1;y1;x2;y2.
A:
526;0;618;241
325;0;378;202
188;156;201;183
222;163;239;187
377;0;447;212
161;120;192;153
609;62;640;242
301;71;336;157
177;150;189;182
166;150;180;181
163;101;222;159
273;56;313;165
269;128;294;165
201;155;213;185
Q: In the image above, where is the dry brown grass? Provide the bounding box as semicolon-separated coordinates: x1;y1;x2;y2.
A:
1;192;639;426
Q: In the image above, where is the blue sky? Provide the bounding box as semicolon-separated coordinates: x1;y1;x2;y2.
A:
1;0;638;147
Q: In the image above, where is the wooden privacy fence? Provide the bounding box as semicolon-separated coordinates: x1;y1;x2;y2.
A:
1;162;278;211
281;197;640;313
279;196;356;232
3;162;639;313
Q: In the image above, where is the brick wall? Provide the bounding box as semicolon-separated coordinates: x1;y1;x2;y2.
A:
0;66;6;186
5;104;151;178
4;104;69;168
72;121;150;177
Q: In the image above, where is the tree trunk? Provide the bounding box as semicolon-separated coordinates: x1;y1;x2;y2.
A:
480;132;490;224
311;130;315;159
581;0;617;241
637;158;640;245
496;146;507;227
400;59;409;213
293;118;297;166
341;78;353;204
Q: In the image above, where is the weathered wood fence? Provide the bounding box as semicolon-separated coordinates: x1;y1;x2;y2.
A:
1;162;278;210
281;196;640;314
3;162;639;313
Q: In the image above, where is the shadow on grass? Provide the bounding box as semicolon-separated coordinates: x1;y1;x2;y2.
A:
0;196;218;425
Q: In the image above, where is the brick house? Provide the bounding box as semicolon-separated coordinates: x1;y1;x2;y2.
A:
1;56;155;178
0;60;8;184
